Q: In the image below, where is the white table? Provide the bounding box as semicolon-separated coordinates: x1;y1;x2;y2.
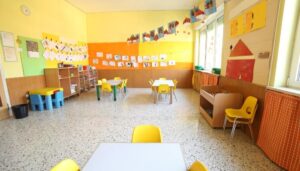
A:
82;143;186;171
152;80;175;104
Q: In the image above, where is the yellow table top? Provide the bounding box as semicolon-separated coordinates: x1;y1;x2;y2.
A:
29;87;63;96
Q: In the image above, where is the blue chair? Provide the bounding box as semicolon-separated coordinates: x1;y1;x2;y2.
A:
52;91;64;108
30;94;45;111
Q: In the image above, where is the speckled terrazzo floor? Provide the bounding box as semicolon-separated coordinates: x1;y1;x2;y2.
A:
0;88;281;171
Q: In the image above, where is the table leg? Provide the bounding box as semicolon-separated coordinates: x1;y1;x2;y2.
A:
113;85;117;101
96;85;101;101
45;95;53;110
170;88;173;104
154;87;157;104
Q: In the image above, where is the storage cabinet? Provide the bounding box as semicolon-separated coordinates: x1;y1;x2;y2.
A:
79;69;97;92
44;67;80;98
193;70;219;92
199;86;243;128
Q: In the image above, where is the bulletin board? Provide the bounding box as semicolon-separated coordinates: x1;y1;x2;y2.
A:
230;0;267;37
18;36;45;76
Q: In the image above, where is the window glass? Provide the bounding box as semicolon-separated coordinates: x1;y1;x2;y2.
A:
215;16;224;68
199;30;206;67
205;22;216;70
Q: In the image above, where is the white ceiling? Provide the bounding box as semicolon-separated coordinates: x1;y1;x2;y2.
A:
66;0;199;13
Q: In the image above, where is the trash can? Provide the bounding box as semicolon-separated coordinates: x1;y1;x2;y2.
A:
12;104;28;119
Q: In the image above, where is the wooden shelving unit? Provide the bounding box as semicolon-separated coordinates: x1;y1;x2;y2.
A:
79;69;97;92
199;86;243;128
44;67;80;98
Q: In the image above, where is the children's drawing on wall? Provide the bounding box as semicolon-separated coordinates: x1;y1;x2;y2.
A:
152;62;158;67
226;59;255;82
151;56;158;61
92;59;98;64
150;30;155;41
205;0;217;15
130;56;136;62
158;26;164;38
230;39;253;57
143;62;151;68
106;53;113;59
159;54;167;61
143;56;150;62
137;56;143;63
96;52;103;58
122;55;129;61
109;61;116;66
26;40;39;58
125;62;132;67
169;60;176;66
160;61;168;67
102;60;108;66
133;62;138;68
114;55;121;60
117;61;124;67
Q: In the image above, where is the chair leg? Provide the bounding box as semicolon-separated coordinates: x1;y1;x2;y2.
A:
231;119;238;138
248;123;255;142
31;104;36;111
223;117;227;130
173;91;177;101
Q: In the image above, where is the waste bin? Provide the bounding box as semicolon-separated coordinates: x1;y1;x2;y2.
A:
12;104;28;119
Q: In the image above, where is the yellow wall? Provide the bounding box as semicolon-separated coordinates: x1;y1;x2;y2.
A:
0;0;87;78
86;10;193;43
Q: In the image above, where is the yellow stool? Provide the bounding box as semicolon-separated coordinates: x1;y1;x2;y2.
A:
189;161;208;171
51;159;80;171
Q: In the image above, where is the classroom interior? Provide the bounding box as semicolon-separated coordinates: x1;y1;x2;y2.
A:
0;0;299;171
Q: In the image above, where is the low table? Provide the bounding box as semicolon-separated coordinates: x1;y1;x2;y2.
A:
96;80;125;101
29;87;63;110
152;80;175;104
82;143;186;171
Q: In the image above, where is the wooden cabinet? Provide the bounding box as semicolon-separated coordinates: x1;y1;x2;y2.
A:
193;70;219;92
79;69;97;92
199;86;243;128
44;67;80;98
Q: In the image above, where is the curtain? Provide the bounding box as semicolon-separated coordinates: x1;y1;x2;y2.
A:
257;90;300;171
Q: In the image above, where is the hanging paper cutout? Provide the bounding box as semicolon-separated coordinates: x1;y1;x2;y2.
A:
158;26;164;38
183;17;191;26
226;59;255;82
168;21;177;34
205;0;217;15
150;30;155;41
230;39;253;57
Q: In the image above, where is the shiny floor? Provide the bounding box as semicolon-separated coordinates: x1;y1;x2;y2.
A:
0;88;281;171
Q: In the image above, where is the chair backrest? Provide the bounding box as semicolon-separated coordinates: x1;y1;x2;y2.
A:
114;77;121;80
101;78;107;83
30;94;43;104
132;125;162;143
241;96;258;123
124;79;128;86
102;82;112;92
159;77;166;80
51;159;80;171
173;80;178;90
158;84;170;94
97;80;102;85
189;161;208;171
54;91;64;99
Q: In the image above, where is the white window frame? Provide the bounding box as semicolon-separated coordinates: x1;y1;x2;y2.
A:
288;15;300;89
195;4;224;71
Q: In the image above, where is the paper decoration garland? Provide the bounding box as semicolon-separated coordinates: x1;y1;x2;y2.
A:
127;20;179;43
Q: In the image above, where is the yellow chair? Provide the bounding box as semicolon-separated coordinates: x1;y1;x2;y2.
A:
172;80;178;101
101;78;107;83
117;79;126;94
159;77;167;80
189;161;208;171
51;159;80;171
101;82;112;94
223;96;258;139
132;125;162;143
114;77;121;80
97;80;102;85
157;84;170;101
149;80;155;94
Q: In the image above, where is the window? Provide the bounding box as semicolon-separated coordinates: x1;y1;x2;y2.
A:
288;16;300;89
196;15;224;71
